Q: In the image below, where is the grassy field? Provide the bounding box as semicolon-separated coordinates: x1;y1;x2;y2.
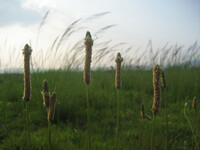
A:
0;65;199;150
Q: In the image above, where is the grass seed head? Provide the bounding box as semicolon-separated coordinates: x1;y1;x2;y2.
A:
42;80;50;107
84;31;93;85
192;97;197;110
22;44;32;102
115;52;123;89
48;92;56;122
152;65;161;115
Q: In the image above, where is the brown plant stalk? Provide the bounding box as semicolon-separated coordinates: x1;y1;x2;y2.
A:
22;44;32;101
48;92;56;122
42;80;50;107
192;97;197;110
141;104;151;120
152;65;161;115
115;53;123;89
84;31;93;85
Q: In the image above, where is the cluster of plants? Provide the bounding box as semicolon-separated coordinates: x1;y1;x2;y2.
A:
1;30;199;150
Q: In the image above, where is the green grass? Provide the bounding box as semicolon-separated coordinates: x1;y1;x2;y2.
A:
0;66;199;150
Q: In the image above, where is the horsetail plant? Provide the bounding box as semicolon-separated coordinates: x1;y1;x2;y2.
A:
42;80;55;150
42;80;50;108
48;92;56;150
84;31;93;150
22;44;32;148
151;65;161;150
161;70;168;150
115;52;123;150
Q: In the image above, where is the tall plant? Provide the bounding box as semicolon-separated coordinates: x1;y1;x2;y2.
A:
151;65;161;150
115;52;123;150
84;31;93;150
22;44;32;148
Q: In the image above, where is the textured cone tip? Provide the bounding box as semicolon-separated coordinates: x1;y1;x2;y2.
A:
117;53;121;57
43;80;48;93
115;52;123;62
23;44;32;54
51;92;56;105
155;64;160;69
86;31;91;38
84;31;93;46
51;92;56;100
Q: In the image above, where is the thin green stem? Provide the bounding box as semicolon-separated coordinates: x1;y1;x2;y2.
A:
48;121;52;150
115;89;119;150
86;85;91;150
184;103;199;150
140;119;144;150
164;88;168;150
25;102;30;148
151;114;155;150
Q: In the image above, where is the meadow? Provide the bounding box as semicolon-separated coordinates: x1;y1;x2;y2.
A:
0;12;200;150
0;64;199;150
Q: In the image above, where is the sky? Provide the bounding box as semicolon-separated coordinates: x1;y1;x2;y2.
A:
0;0;200;69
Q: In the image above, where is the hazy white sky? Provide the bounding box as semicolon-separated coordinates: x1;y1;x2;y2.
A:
0;0;200;69
0;0;199;46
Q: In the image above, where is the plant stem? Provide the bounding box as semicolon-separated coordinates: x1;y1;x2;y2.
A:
115;89;119;150
26;101;30;148
48;121;52;150
140;118;144;150
86;85;91;150
184;104;199;150
151;114;155;150
164;88;168;150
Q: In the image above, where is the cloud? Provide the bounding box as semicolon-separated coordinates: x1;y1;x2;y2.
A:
0;0;41;26
22;0;56;13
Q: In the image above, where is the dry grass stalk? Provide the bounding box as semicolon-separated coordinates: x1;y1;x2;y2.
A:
48;92;56;122
141;104;151;120
84;31;93;85
161;70;166;88
192;97;197;110
115;53;123;89
152;65;161;115
141;104;145;119
42;80;50;107
145;115;151;120
22;44;32;101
